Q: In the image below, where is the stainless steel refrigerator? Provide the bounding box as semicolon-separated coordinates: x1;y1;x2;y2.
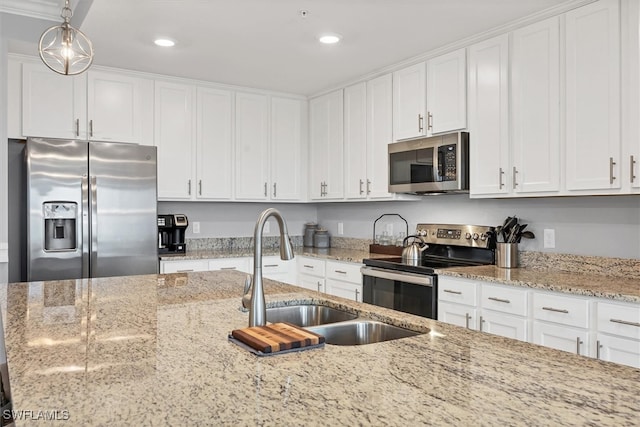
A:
26;137;158;281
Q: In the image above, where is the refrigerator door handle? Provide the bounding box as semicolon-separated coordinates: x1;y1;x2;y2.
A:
82;175;90;278
90;176;98;276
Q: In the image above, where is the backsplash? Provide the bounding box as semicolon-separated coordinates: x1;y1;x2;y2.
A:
187;236;303;251
519;252;640;280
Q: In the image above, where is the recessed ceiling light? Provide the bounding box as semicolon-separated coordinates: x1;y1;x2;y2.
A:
154;38;175;47
319;34;341;44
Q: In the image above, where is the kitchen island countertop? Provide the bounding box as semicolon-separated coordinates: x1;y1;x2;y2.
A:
1;270;638;426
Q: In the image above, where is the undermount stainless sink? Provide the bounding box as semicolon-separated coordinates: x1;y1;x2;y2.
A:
306;320;425;346
266;305;358;327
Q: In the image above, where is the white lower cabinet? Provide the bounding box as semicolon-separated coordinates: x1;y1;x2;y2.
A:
208;257;251;273
595;334;640;368
480;311;528;341
296;257;362;302
161;260;209;274
298;275;325;293
594;301;640;368
532;321;591;357
261;256;296;285
326;279;362;302
438;301;477;330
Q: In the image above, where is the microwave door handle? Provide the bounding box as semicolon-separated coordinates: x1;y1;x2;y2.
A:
437;148;445;182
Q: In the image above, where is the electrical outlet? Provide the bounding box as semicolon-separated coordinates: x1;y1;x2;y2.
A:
543;229;555;248
264;221;270;234
337;222;344;235
192;222;200;234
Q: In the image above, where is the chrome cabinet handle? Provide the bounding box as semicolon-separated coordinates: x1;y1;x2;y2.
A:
427;112;433;131
317;281;322;292
273;182;277;198
359;179;364;195
355;289;360;301
465;313;471;329
89;119;94;137
513;167;518;189
220;267;237;270
303;265;314;269
177;269;194;273
610;318;640;327
188;179;191;195
609;157;616;184
596;340;602;359
264;182;267;197
576;337;583;355
488;297;511;304
418;114;424;132
75;118;80;136
499;168;505;189
631;155;637;183
198;180;202;195
444;289;462;295
479;316;484;331
366;179;371;195
334;270;347;274
264;264;279;268
542;306;569;314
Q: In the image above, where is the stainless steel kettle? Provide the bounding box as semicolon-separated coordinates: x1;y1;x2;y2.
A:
401;235;428;262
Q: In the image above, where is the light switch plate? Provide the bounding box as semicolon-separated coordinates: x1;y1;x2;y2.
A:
543;229;555;248
192;222;200;234
264;221;270;234
337;222;344;235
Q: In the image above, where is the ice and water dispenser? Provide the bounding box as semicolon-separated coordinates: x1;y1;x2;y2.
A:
43;202;77;251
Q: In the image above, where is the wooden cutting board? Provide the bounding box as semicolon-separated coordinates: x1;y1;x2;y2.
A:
231;322;325;354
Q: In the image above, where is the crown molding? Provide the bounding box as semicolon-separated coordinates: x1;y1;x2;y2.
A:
0;0;81;22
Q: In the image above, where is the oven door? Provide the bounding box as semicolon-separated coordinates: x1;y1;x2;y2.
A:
360;267;436;319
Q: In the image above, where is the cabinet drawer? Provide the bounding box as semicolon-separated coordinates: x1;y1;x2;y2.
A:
297;257;325;277
161;260;209;274
261;256;294;274
438;277;478;306
532;292;589;329
326;260;362;284
597;301;640;340
480;283;529;316
208;257;250;273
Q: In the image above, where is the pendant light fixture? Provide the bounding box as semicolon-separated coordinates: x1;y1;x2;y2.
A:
38;0;94;75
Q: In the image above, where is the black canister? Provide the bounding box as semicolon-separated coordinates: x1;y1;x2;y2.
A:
303;223;318;247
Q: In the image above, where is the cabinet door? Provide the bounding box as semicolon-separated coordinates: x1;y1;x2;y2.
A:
532;321;591;357
87;71;146;143
427;48;467;134
393;62;426;141
309;90;344;200
438;301;477;330
468;34;510;196
155;81;194;199
511;16;561;194
326;279;362;302
270;97;303;200
366;74;394;199
208;257;251;273
235;93;269;200
298;274;325;293
262;256;296;285
22;62;86;139
196;87;233;200
344;82;368;199
565;0;621;191
479;310;528;342
596;334;640;369
626;0;640;189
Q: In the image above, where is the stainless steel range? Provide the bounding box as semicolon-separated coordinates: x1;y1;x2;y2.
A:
361;223;495;319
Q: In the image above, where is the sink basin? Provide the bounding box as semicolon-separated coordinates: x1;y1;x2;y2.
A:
266;305;358;327
306;320;424;345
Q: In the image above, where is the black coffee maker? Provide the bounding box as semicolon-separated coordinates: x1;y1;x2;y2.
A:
158;214;188;254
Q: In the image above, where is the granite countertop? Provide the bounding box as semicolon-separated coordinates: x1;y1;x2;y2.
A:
436;265;640;303
160;246;396;263
1;271;638;425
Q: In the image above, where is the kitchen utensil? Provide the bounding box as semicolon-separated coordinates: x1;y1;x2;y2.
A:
401;235;428;262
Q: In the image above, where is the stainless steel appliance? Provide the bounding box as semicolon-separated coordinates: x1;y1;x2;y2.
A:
26;137;158;281
361;223;495;319
158;214;188;254
388;132;469;194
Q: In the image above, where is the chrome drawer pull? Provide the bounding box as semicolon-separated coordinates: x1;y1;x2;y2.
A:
576;337;583;355
610;319;640;327
542;307;568;314
488;297;510;304
303;265;314;269
335;270;347;274
177;269;194;273
220;267;237;270
444;289;462;295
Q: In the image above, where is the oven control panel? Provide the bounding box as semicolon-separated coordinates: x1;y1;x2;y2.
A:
416;224;495;248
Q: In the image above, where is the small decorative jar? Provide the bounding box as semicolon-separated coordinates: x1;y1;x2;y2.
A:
313;228;331;248
303;223;318;247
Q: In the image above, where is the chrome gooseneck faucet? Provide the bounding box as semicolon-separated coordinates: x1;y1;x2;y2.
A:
243;208;294;327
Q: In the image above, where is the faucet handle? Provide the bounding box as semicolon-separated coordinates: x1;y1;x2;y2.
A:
241;275;252;312
243;275;251;294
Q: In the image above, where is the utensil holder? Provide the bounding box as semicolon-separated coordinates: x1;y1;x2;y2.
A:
496;243;518;268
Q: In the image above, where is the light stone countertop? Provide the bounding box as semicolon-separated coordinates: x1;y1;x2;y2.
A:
435;265;640;303
1;271;638;426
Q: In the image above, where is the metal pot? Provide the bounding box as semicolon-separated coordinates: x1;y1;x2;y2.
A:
401;235;428;262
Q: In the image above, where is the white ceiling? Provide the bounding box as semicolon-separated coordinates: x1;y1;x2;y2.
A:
9;0;578;96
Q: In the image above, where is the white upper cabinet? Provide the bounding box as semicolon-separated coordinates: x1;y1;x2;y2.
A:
344;82;368;199
270;97;304;201
393;62;427;141
565;0;621;192
155;81;194;200
87;70;153;144
623;0;640;190
309;90;344;200
366;74;394;199
196;87;233;200
426;48;467;134
511;16;561;194
235;92;269;200
22;61;87;139
468;34;510;196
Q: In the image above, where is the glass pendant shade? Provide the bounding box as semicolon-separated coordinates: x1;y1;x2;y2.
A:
38;1;94;75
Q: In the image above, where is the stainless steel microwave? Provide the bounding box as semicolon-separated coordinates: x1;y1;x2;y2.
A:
388;132;469;194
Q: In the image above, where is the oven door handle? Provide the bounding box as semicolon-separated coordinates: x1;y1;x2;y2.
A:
360;267;434;287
